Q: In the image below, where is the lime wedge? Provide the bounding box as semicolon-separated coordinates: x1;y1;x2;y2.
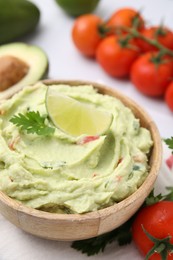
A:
46;86;113;137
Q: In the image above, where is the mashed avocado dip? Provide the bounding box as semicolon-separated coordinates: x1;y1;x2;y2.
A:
0;83;153;214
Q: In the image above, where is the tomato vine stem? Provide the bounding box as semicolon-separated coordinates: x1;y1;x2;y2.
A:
142;225;173;260
101;24;173;57
129;27;173;56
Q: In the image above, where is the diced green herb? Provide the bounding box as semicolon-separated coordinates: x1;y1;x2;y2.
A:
0;161;5;169
133;120;139;132
41;161;67;169
133;165;140;171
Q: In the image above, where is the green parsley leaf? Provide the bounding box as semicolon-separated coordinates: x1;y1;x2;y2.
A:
145;190;164;206
164;187;173;201
145;187;173;207
10;111;55;136
164;137;173;153
71;216;133;256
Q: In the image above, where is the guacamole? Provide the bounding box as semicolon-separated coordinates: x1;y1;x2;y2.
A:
0;83;153;214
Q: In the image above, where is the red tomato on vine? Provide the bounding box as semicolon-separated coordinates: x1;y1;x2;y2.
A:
72;14;103;57
96;35;140;78
165;81;173;111
132;201;173;260
130;52;173;96
137;26;173;52
107;8;145;30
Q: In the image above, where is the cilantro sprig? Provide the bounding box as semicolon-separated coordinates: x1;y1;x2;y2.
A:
164;137;173;153
145;187;173;206
10;111;55;136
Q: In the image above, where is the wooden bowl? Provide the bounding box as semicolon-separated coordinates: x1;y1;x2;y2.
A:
0;80;162;241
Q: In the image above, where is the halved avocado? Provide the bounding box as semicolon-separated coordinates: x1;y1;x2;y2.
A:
0;42;48;99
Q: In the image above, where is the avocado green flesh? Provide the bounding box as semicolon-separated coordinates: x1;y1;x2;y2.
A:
0;0;40;44
55;0;100;16
0;43;48;99
0;83;153;214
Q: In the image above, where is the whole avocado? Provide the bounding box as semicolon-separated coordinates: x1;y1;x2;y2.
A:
0;0;40;44
55;0;100;17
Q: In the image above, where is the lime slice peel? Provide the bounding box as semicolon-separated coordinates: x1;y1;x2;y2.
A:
46;86;113;137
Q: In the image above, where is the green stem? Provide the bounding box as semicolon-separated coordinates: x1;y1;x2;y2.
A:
108;25;173;57
156;243;166;253
142;226;173;260
134;30;173;56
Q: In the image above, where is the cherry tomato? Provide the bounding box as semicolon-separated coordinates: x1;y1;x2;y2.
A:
130;52;173;96
132;201;173;260
137;26;173;52
166;154;173;168
72;14;103;57
165;81;173;111
96;35;140;78
107;8;145;30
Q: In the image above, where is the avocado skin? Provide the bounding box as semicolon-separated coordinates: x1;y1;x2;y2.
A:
0;0;40;44
0;43;49;99
55;0;100;17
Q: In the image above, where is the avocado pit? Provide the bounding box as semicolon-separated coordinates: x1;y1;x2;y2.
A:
0;55;29;91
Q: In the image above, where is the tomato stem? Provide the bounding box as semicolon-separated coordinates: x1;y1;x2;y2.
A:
103;24;173;57
118;34;134;48
150;51;169;68
134;30;173;56
142;225;173;260
98;23;112;38
131;13;142;29
154;25;167;37
156;243;166;253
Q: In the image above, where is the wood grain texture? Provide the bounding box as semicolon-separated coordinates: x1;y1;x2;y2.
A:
0;80;162;241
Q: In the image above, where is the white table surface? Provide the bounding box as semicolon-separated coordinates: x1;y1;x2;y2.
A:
1;0;173;259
